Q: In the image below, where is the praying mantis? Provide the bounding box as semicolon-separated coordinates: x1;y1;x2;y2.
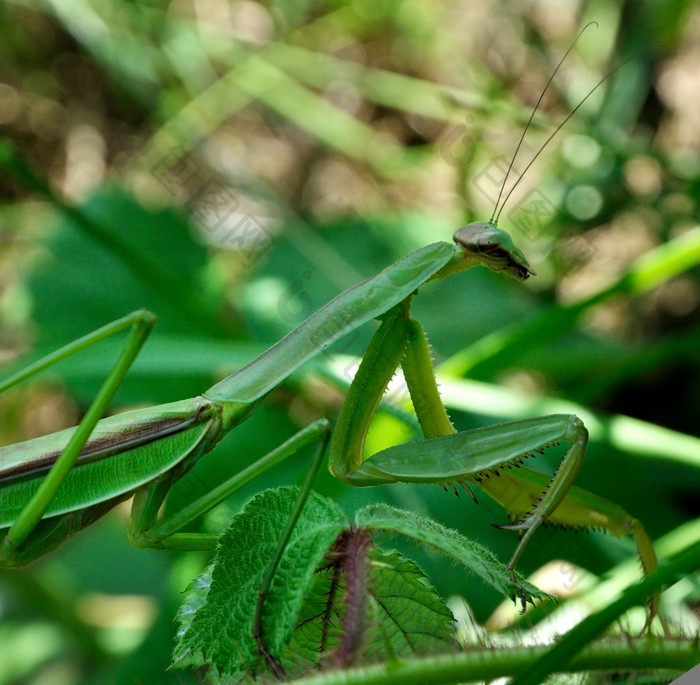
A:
0;227;660;609
0;27;661;629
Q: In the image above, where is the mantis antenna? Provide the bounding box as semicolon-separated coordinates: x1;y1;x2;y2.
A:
490;21;635;226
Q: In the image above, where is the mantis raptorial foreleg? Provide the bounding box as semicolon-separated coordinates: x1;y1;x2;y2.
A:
329;297;659;612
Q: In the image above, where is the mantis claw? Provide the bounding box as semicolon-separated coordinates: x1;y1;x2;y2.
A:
492;518;536;532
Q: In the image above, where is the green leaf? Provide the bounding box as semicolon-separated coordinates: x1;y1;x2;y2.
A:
172;567;214;672
355;503;550;605
174;492;462;680
361;548;458;660
26;187;219;345
291;533;458;670
174;492;553;680
20;187;235;404
174;487;346;678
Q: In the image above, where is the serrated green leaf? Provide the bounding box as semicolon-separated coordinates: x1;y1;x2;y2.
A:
280;545;458;671
354;503;550;604
260;539;457;674
362;548;458;660
172;566;214;672
176;494;549;681
175;487;346;678
174;496;460;681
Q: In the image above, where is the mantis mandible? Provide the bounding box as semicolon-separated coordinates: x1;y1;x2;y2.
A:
0;27;660;621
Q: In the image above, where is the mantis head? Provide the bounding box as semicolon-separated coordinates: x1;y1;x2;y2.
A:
453;223;535;281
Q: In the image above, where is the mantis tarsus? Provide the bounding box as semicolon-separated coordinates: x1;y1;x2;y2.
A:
0;25;661;636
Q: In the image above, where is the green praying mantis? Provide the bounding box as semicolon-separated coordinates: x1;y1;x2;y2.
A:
0;233;660;611
0;28;661;629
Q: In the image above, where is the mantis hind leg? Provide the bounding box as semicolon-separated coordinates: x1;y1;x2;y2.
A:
0;310;156;564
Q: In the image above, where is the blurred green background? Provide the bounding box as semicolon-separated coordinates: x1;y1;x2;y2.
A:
0;0;699;683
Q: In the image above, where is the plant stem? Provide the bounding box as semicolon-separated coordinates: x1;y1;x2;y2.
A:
287;639;699;685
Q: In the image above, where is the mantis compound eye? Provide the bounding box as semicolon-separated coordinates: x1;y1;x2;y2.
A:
453;223;535;281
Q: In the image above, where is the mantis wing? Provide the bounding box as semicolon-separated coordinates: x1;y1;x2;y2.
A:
0;397;214;526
